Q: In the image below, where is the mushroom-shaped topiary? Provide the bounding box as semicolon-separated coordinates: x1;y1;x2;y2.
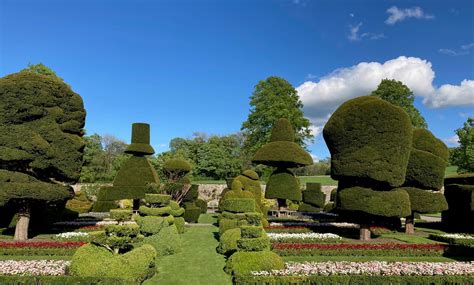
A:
252;118;313;209
396;128;449;234
163;158;192;182
94;123;160;211
323;96;413;240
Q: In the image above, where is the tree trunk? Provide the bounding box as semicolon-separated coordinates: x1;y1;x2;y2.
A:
14;204;31;241
359;224;371;241
405;214;415;234
133;199;140;211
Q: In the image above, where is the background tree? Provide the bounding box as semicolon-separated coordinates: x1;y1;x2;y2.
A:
241;76;313;157
0;68;86;240
371;79;428;128
450;117;473;173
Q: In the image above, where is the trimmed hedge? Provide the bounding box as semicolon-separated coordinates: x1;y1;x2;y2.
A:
338;187;411;218
412;128;449;161
138;224;182;256
135;216;168;236
183;184;199;202
0;276;129;285
0;247;78;256
163;158;192;172
139;205;171;216
237;236;270;252
396;187;447;214
404;149;447;190
224;251;284;276
323;96;412;188
302;183;325;207
221;198;256;213
174;217;185;233
241;226;263;238
70;243;156;283
265;168;301;202
183;206;201;223
124;123;155;155
144;194;171;205
195;198;208;214
217;228;241;255
298;203;321;213
442;178;474;232
110;209;133;223
221;212;263;226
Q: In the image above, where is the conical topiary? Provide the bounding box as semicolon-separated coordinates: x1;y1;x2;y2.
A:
252;118;313;209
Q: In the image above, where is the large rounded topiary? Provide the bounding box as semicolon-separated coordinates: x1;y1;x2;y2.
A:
323;96;413;240
399;128;448;234
252;118;313;209
323;96;413;188
0;71;86;240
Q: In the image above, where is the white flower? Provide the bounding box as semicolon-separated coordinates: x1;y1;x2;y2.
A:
441;234;474;240
0;260;70;276
55;232;89;239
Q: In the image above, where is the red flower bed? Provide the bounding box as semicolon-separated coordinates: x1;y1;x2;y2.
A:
0;241;86;248
272;243;446;251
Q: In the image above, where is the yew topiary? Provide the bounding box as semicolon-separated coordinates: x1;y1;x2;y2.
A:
442;173;474;232
0;71;86;240
252;118;313;209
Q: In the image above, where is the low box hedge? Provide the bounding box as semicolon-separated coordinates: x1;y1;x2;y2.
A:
221;198;256;213
0;276;130;285
240;226;263;238
237;236;270;252
144;194;171;205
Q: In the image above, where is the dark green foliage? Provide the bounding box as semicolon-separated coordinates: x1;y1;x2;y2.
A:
138;225;182;256
265;168;301;201
323;202;335;212
183;184;199;202
224;251;284;276
270;118;295;142
92;201;117;212
396;187;448;214
145;194;171;205
412;129;449;161
444;173;474;186
111;156;159;194
109;209;133;223
338;187;411;218
163;158;192;172
405;150;447;190
70;243;156;283
298;203;321;213
139;205;171;216
221;198;256;213
124;123;155;155
183;206;201;223
240;225;263;238
174;217;185;233
221;212;263;226
219;218;240;235
65;191;93;214
443;176;474;232
449;117;473;173
102;224;142;253
195;198;207;213
236;236;270;251
302;183;325;207
217;228;241;255
323;96;413;187
242;170;259;180
135;216;168;236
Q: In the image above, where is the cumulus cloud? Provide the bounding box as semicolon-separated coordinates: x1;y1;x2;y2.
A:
385;6;434;25
444;135;460;147
296;56;474;136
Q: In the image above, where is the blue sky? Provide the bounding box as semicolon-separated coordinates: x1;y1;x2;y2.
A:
1;0;473;160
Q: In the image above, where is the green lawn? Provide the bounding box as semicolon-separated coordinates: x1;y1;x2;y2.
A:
445;166;458;177
376;232;438;244
283;256;468;262
144;225;231;285
198;213;219;225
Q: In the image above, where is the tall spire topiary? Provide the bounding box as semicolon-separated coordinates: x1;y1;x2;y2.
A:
323;96;413;240
252;118;313;209
94;123;159;211
396;128;449;234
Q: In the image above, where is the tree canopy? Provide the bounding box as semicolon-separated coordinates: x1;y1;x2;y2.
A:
451;117;473;173
241;76;313;157
371;79;428;128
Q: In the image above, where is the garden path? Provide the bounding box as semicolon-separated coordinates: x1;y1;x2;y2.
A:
144;224;232;285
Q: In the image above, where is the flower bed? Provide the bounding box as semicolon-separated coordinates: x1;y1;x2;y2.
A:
272;243;446;256
0;260;70;276
268;233;342;243
55;232;90;240
269;222;359;228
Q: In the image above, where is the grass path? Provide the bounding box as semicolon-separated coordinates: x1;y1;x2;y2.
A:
144;225;231;285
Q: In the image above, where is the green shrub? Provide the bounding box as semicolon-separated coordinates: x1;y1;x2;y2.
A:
323;202;335;213
92;200;118;212
338;187;411;218
217;227;241;255
235;171;265;215
221;198;256;213
396;187;447;213
144;194;171;205
445;173;474;186
135;216;168;236
70;243;156;283
103;224;142;253
442;177;474;232
221;212;263;226
163;158;192;172
195;198;208;213
139;205;171;216
170;207;185;217
66;192;93;214
124;123;155;155
183;206;201;223
323;96;412;187
265;168;301;201
236;236;270;252
138;225;182;256
109;209;133;223
0;247;78;256
183;184;199;202
224;251;284;276
165;215;174;224
302;184;325;208
404;149;447;190
174;217;185;234
330;188;337;202
298;203;321;213
240;225;263;238
219;217;240;235
412;128;449;161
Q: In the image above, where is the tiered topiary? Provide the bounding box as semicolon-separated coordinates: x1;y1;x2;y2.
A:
298;183;325;212
323;96;413;240
182;184;204;223
252;118;313;209
138;193;185;234
395;129;449;234
442;173;474;232
94;123;159;212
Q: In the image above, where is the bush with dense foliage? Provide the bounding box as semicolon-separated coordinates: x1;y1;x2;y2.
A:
299;183;325;212
136;224;182;256
442;173;474;232
217;228;241;255
224;251;284;276
253;118;313;209
70;243;156;283
0;70;86;240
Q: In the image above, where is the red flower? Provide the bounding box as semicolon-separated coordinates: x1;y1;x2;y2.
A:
272;243;446;251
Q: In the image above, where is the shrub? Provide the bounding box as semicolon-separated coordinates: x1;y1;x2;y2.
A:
144;194;171;205
298;203;321;213
70;243;156;283
109;209;133;223
135;216;168;236
442;174;474;232
224;251;284;276
323;96;412;188
404;149;447;190
138;225;181;256
219;218;240;235
139;205;171;216
241;226;263;238
174;217;185;234
102;224;142;253
217;228;241;255
265;168;301;202
195;198;208;213
237;236;270;252
66;192;93;214
302;183;325;208
183;206;201;223
396;187;447;214
221;198;256;213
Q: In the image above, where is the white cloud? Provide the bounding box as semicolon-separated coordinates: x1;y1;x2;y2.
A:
309;152;319;162
296;56;474;135
439;43;474;56
385;6;434;25
461;43;474;50
444;135;460;147
348;22;384;42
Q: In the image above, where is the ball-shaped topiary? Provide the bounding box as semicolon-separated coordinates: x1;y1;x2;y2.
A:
323;96;413;188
